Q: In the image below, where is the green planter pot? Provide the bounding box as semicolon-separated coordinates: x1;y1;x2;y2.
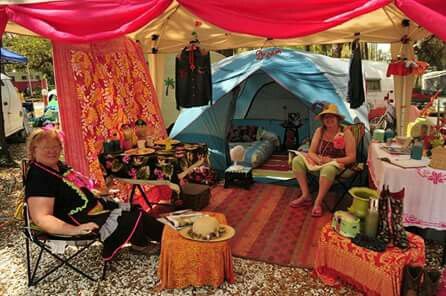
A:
347;187;379;219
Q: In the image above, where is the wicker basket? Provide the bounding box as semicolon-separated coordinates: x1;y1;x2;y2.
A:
429;146;446;170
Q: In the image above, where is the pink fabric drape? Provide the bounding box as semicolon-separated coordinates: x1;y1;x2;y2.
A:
396;0;446;42
2;0;171;43
3;1;446;42
53;37;166;186
178;0;391;39
0;9;7;38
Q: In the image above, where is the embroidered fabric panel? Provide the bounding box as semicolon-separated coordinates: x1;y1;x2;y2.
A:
53;37;166;187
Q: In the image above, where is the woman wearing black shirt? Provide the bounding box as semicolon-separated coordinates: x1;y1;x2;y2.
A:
25;127;164;260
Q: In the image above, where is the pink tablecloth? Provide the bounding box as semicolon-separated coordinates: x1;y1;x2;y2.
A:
368;142;446;230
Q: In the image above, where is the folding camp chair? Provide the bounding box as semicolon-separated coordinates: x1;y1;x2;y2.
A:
289;123;367;212
21;160;107;286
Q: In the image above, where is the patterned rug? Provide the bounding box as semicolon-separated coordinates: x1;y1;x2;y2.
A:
205;183;332;269
257;154;290;171
438;268;446;296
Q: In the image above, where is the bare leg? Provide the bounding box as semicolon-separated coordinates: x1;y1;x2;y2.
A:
312;175;333;214
289;171;312;207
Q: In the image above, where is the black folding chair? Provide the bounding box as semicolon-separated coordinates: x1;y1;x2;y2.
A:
21;160;107;286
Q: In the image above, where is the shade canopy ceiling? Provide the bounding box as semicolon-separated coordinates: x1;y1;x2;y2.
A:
1;0;444;53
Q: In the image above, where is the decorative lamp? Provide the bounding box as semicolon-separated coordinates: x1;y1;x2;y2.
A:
230;145;245;168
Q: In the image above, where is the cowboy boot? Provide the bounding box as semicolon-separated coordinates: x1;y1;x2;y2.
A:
401;265;423;296
377;186;391;244
389;188;409;250
419;269;441;296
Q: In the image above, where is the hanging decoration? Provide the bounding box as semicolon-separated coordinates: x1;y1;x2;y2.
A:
164;77;175;96
175;19;212;110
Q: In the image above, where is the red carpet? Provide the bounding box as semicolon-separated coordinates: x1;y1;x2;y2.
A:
205;183;332;269
257;154;290;171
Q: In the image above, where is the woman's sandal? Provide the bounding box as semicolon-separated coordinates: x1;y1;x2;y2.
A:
289;198;313;208
311;205;324;217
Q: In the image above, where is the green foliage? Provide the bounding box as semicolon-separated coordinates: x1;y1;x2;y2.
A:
2;33;54;85
415;36;446;71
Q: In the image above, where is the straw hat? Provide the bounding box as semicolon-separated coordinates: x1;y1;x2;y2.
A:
178;216;236;242
315;103;344;120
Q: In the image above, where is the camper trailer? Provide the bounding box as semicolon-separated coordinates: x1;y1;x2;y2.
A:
362;60;394;109
1;73;26;137
422;70;446;113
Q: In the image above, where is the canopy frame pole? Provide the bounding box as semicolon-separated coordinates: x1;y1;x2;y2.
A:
26;64;33;96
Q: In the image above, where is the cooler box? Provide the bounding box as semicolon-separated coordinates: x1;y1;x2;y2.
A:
180;183;211;210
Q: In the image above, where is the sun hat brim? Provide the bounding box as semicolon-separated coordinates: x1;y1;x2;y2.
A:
178;225;236;242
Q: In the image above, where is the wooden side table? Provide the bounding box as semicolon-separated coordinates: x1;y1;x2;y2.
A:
224;165;253;189
314;224;425;296
158;212;235;289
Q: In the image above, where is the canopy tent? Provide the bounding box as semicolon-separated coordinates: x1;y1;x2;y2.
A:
1;0;445;138
1;1;442;47
1;47;27;63
170;48;369;172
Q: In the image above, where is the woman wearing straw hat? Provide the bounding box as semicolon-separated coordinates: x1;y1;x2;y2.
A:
289;104;356;217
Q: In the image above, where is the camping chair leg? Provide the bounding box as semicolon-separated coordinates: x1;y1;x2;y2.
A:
27;238;100;286
329;174;360;213
102;261;109;280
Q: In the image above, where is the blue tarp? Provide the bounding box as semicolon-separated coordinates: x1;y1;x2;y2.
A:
1;47;28;64
171;48;368;172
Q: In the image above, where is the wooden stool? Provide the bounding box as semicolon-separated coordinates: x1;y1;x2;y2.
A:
224;165;253;189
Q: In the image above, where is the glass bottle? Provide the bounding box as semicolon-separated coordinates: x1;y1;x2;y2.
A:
365;198;379;238
410;139;423;160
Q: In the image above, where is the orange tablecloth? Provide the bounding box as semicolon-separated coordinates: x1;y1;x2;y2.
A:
314;224;425;296
158;212;235;289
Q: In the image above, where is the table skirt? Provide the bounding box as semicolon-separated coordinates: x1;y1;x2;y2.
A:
314;224;425;296
158;212;235;289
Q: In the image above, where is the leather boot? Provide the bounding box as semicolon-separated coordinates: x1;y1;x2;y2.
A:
401;265;423;296
389;188;409;250
377;186;391;244
420;269;441;296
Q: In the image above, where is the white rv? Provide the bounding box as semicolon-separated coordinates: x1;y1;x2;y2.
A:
362;60;394;109
422;70;446;113
1;73;26;138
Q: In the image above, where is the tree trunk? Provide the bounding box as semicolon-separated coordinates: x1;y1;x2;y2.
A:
332;43;343;58
0;39;18;168
362;42;369;60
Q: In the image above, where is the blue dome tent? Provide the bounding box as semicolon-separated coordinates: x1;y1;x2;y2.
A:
170;48;369;173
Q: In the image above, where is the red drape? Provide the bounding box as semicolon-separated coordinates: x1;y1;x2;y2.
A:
1;0;172;43
178;0;391;39
3;1;446;42
396;0;446;42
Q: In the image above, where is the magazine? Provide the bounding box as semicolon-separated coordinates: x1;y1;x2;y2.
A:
157;210;205;230
289;150;342;171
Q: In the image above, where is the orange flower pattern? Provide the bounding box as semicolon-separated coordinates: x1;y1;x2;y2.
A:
68;39;166;187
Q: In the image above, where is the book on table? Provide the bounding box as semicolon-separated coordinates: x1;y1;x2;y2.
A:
157;210;205;230
289;150;343;171
380;155;430;169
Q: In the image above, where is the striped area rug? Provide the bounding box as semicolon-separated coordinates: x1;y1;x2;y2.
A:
257;154;290;171
205;183;332;269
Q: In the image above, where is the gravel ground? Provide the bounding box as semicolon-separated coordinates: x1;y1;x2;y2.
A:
0;143;443;295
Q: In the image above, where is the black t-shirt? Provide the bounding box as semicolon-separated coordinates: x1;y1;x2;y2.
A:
25;162;99;224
